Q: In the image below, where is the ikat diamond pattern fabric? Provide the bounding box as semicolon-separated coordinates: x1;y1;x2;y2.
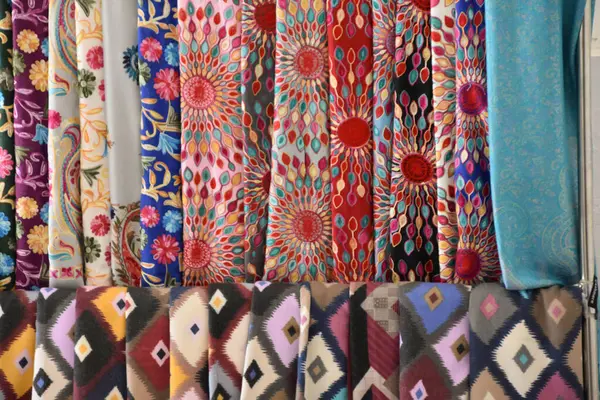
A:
469;283;584;399
399;283;470;399
0;290;37;399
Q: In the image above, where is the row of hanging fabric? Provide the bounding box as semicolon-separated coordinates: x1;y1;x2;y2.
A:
0;0;586;290
0;283;584;399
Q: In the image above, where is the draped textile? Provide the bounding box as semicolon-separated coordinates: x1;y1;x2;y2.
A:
169;287;209;399
390;0;438;281
103;0;142;287
179;0;245;285
0;290;37;399
486;0;584;289
327;0;375;282
349;283;400;399
12;0;49;289
263;0;332;282
75;0;111;286
138;0;183;287
469;284;583;399
240;283;300;398
208;283;252;399
125;288;170;399
48;0;83;288
0;0;14;291
32;288;76;399
73;287;126;399
241;0;275;282
398;283;470;399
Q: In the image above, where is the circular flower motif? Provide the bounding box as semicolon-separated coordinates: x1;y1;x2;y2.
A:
48;110;62;129
29;60;48;92
0;68;13;91
162;210;182;233
183;239;212;270
84;236;101;263
40;202;49;224
16;29;39;54
90;214;110;236
122;45;139;83
41;37;49;57
151;234;180;265
86;46;104;70
164;42;179;67
16;197;39;219
138;61;151;86
99;79;105;101
140;37;163;62
0;147;14;179
139;228;148;250
77;69;97;98
182;76;216;110
140;206;160;228
154;68;180;101
12;51;25;76
0;252;14;275
27;225;48;255
0;212;10;238
105;246;111;265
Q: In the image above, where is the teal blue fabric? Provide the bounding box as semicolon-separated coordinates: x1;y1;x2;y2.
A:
487;0;586;289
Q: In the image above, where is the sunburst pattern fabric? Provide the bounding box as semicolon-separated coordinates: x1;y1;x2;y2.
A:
0;290;37;399
179;0;245;285
470;284;583;399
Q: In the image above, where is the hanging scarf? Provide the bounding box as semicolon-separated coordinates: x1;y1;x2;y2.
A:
32;288;76;399
241;0;275;282
75;0;112;286
486;0;584;289
179;0;245;285
0;0;14;291
390;0;438;281
327;0;375;282
48;0;84;288
12;0;49;289
103;0;142;287
139;0;183;287
264;0;332;282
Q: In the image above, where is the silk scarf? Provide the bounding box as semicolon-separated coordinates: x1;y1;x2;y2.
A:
470;284;583;398
73;287;126;399
0;290;37;399
179;0;245;285
486;0;584;289
75;0;112;286
139;0;183;287
0;0;14;291
32;288;76;399
241;0;275;282
125;288;170;399
12;0;49;289
169;287;209;399
48;0;84;288
390;0;438;281
264;0;332;282
104;0;142;286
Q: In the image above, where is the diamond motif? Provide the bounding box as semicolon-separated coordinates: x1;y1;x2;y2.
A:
33;368;52;396
308;356;327;383
40;288;57;299
424;287;443;311
410;380;427;400
244;359;263;388
537;372;578;399
433;315;470;386
255;281;271;291
106;386;124;400
151;340;170;367
480;294;499;320
513;344;534;373
209;289;227;314
547;298;566;325
112;293;127;317
452;335;469;362
124;292;137;318
190;322;200;335
212;383;232;400
283;317;299;344
471;284;518;345
75;335;92;362
14;349;31;374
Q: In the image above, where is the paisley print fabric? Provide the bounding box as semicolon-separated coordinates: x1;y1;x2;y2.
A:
486;0;584;289
0;0;15;291
179;0;245;285
104;0;141;286
75;0;112;286
139;0;182;287
263;0;332;282
0;290;37;399
12;0;49;289
327;0;375;282
390;0;438;282
48;0;84;288
241;0;275;282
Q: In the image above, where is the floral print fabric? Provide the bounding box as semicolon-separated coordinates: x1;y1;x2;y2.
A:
139;0;182;287
12;0;50;289
0;0;15;290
